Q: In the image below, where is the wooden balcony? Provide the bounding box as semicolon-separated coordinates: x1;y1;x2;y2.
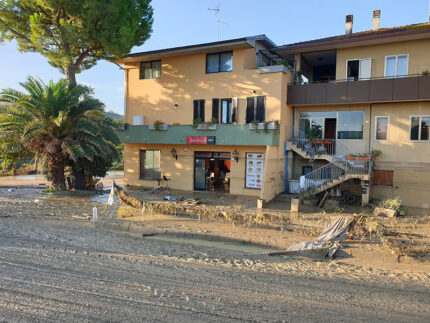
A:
287;75;430;105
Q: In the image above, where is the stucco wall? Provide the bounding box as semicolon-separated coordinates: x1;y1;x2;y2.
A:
336;38;430;80
124;143;272;197
125;48;289;126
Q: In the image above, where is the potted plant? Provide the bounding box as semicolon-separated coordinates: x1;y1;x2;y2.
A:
345;154;357;161
249;120;261;132
196;117;218;130
192;118;203;129
371;149;382;160
149;120;168;131
358;153;370;161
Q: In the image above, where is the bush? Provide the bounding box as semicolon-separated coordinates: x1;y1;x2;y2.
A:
380;197;407;216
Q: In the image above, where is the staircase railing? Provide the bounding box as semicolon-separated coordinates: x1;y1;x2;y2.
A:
289;127;349;157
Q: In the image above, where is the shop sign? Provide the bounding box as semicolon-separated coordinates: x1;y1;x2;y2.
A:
187;136;216;145
245;153;264;189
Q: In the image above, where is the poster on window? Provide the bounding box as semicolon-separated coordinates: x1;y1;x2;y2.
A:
246;153;264;189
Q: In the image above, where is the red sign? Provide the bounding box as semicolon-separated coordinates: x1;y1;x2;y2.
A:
187;136;208;144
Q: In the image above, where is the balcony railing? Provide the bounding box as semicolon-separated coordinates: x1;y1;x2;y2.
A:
117;124;280;146
287;74;430;105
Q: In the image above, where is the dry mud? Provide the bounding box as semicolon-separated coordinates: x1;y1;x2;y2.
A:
0;188;429;321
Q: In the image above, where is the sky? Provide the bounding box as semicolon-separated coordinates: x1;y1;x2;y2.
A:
0;0;429;115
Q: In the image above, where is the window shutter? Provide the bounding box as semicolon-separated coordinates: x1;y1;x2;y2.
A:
199;100;205;121
232;97;238;123
212;99;219;122
139;150;146;179
193;100;199;120
256;96;266;122
246;97;255;123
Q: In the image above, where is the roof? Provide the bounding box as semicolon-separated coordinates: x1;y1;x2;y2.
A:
275;22;430;54
119;35;276;63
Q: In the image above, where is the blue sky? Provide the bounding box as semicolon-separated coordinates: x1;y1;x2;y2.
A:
0;0;428;114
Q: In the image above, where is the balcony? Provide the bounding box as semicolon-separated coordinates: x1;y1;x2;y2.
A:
117;124;280;146
287;75;430;105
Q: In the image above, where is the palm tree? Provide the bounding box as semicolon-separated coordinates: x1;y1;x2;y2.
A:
0;77;120;189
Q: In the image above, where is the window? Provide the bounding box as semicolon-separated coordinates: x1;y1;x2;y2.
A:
375;116;389;141
140;150;161;180
302;166;312;176
206;52;233;73
373;170;394;186
337;111;364;139
346;59;371;81
220;99;232;124
246;96;265;123
385;55;408;78
193;100;205;121
140;60;161;79
133;115;144;125
410;116;430;141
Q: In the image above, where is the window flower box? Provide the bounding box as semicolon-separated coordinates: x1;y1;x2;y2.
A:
249;122;278;130
149;124;168;131
358;156;376;161
196;124;217;130
313;140;333;145
345;156;356;161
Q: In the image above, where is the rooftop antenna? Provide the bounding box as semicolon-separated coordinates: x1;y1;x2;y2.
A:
208;1;228;40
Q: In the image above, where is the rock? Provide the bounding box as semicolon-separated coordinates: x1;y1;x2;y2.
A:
374;207;396;218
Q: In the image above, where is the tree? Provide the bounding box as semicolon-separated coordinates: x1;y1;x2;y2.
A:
0;77;120;189
0;0;153;86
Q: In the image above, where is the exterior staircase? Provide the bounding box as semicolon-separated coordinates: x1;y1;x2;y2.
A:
288;128;371;195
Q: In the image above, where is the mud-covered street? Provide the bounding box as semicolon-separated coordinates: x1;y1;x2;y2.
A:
1;206;429;322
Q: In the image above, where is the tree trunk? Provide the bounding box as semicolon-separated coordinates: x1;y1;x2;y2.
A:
65;65;77;87
71;168;87;190
47;154;66;189
12;163;17;176
34;156;39;173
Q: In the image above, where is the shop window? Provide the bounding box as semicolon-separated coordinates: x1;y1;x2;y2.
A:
139;60;161;79
193;100;205;122
140;150;161;180
337;111;364;139
375;116;389;141
410;116;430;141
372;170;394;186
246;96;265;123
206;52;233;73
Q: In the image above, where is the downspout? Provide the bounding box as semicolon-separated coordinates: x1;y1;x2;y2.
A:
124;68;128;120
284;142;288;193
368;103;372;153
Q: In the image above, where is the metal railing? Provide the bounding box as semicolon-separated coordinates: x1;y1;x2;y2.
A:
298;157;369;193
289;127;349;157
289;73;429;85
288;127;371;194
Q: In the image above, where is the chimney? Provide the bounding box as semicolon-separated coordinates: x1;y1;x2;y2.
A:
345;14;353;35
373;10;381;31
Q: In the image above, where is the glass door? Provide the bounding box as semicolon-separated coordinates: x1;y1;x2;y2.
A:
194;158;206;190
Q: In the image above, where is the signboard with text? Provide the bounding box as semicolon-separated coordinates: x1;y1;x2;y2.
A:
245;153;264;189
187;136;216;145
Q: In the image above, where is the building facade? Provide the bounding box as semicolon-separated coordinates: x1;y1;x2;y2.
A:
118;12;430;209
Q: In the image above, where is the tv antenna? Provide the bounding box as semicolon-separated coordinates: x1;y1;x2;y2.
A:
208;1;227;40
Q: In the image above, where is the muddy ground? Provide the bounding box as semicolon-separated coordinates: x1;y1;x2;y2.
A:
0;188;429;321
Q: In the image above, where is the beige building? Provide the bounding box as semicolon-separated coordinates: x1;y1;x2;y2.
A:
118;12;430;209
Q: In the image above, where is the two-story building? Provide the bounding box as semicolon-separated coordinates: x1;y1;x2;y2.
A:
118;36;291;203
118;11;430;209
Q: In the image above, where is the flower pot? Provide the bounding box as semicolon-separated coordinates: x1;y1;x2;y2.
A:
345;156;356;161
197;124;217;130
303;199;314;206
359;157;369;161
149;124;168;131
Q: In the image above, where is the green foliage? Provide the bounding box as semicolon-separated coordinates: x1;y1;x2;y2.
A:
153;119;165;131
305;127;321;142
380;197;407;216
192;118;202;128
0;0;153;84
0;77;120;188
371;149;382;159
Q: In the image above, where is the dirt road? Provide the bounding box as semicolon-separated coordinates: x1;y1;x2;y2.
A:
1;212;429;322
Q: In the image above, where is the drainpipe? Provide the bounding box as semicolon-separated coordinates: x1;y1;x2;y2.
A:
124;69;128;120
368;103;372;153
284;142;288;193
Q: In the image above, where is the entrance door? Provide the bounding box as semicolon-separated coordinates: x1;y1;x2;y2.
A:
324;118;337;154
194;159;206;190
